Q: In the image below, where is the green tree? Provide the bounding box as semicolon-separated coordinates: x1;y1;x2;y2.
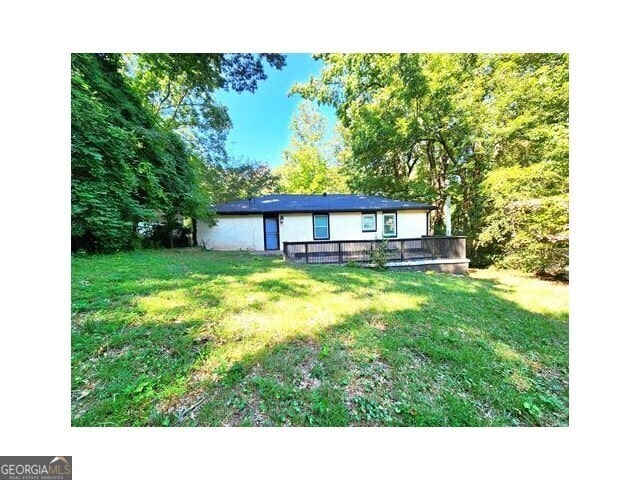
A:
291;54;486;230
71;53;206;252
292;53;568;275
276;100;347;193
124;53;286;164
474;54;569;276
203;158;281;204
72;53;286;252
478;163;568;277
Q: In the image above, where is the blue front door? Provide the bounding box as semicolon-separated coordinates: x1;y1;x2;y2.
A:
264;216;279;250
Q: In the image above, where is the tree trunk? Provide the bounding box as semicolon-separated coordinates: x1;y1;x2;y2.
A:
191;217;197;247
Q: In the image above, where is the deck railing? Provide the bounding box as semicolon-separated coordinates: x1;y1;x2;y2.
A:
282;236;466;264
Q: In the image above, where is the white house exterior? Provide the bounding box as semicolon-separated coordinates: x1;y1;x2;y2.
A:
196;194;435;252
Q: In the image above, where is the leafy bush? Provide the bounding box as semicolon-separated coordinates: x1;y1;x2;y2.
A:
139;223;192;249
477;163;568;278
370;239;389;269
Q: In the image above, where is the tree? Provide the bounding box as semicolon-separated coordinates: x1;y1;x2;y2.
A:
291;54;486;229
292;53;568;275
72;53;286;252
276;100;347;193
71;53;207;252
202;158;281;204
478;163;568;277
124;53;286;165
474;54;569;276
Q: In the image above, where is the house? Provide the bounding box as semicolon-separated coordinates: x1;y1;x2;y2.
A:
197;194;435;251
197;194;469;274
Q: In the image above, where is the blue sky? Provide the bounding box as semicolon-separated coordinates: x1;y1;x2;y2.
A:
216;53;337;167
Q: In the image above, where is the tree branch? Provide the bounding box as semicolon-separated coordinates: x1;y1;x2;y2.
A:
438;133;457;167
154;80;173;115
170;88;191;122
405;137;436;178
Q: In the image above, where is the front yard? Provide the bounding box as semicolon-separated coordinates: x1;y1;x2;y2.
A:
71;249;568;426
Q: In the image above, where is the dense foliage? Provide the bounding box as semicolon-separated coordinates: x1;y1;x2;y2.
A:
479;163;568;276
202;159;281;204
71;53;206;252
292;54;568;277
125;53;285;165
71;53;285;252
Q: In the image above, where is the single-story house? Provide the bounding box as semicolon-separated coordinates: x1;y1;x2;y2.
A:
196;193;436;251
197;193;469;273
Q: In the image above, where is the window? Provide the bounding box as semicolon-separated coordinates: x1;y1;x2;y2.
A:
361;213;377;232
382;212;397;237
313;214;329;239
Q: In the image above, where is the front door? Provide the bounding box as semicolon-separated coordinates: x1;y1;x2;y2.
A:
263;215;280;250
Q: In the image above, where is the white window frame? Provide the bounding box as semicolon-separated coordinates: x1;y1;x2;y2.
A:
382;212;397;238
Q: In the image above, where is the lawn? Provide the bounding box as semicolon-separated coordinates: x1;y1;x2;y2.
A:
71;249;568;427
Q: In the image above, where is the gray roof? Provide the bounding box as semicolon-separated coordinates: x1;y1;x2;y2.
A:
212;194;435;214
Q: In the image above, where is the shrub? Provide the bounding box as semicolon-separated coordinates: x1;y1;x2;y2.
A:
370;239;389;269
478;163;568;279
139;223;192;249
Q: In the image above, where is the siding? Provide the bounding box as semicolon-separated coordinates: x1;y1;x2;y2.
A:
395;210;429;238
198;209;429;251
279;210;428;248
196;215;264;251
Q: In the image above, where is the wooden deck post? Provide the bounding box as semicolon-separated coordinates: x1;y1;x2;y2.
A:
338;242;343;263
305;243;309;263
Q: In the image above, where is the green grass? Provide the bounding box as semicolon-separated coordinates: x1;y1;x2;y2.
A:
71;248;568;427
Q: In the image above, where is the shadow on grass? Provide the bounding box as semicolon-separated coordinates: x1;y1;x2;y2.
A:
72;316;209;427
185;294;568;427
71;251;568;427
71;250;287;313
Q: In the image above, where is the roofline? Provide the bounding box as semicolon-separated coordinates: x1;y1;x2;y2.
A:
213;206;437;215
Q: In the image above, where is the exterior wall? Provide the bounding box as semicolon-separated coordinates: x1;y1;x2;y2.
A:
198;209;429;251
197;215;265;251
279;213;314;246
395;210;428;239
422;261;469;275
280;209;428;248
328;212;379;241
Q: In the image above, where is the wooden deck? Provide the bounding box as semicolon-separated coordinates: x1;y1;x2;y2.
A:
283;236;468;273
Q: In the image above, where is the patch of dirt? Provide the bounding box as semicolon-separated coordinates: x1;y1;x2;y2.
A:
299;376;321;390
159;387;208;424
344;356;391;413
71;381;97;420
99;344;131;359
475;399;498;423
536;365;569;388
428;371;448;397
192;334;216;347
223;392;269;427
296;343;322;391
344;381;365;401
406;348;433;369
372;319;387;331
